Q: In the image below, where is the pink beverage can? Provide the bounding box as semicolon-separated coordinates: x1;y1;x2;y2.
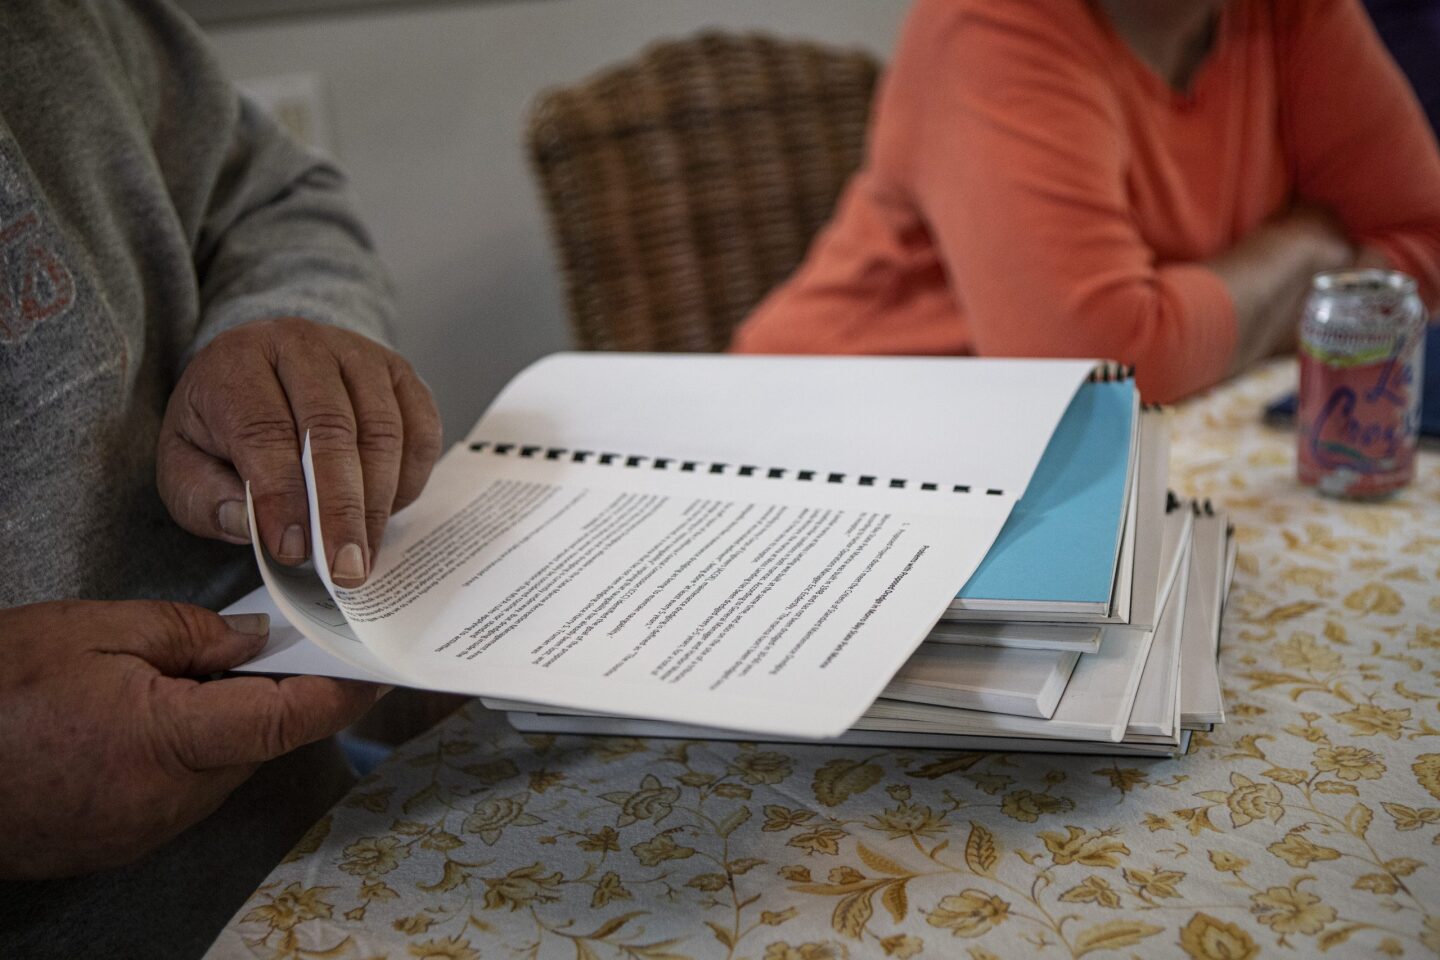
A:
1297;269;1426;498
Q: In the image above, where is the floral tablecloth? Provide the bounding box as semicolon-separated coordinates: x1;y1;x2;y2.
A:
208;361;1440;960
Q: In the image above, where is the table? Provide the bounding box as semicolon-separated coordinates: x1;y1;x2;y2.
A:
207;361;1440;960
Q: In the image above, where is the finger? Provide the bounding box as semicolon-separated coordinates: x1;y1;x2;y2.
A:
391;358;444;511
98;600;271;677
275;345;370;587
340;350;405;559
163;674;381;769
205;352;314;566
155;430;250;543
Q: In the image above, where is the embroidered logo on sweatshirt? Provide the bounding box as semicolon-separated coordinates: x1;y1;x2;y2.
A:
0;208;75;343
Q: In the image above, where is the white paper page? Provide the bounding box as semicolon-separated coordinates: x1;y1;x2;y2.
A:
923;620;1102;653
1164;664;1185;743
484;643;1079;723
1121;410;1171;629
306;444;1012;739
1105;425;1143;621
1122;509;1194;735
1180;515;1228;726
1195;515;1230;652
224;586;390;683
468;354;1095;498
244;489;408;683
496;512;1193;743
883;645;1079;719
504;711;1189;757
1222;533;1238;614
1125;536;1192;738
864;505;1194;743
1121;727;1191;755
861;624;1152;743
857;624;1143;741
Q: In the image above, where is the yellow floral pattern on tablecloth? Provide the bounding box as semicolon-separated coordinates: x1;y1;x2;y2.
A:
207;361;1440;960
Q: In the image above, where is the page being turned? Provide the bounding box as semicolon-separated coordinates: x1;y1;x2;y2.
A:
245;475;404;682
309;443;1015;738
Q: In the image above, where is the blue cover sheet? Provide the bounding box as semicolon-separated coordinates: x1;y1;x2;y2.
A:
957;380;1136;605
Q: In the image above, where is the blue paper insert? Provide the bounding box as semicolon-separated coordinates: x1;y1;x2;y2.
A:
957;380;1136;604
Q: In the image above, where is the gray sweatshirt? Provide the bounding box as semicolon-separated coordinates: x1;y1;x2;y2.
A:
0;1;394;608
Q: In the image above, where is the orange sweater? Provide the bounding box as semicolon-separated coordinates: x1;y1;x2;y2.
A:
732;0;1440;402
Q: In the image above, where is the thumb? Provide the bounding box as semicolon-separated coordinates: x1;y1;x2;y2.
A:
106;600;270;677
156;428;251;545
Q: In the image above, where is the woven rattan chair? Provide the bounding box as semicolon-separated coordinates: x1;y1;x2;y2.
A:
528;32;880;352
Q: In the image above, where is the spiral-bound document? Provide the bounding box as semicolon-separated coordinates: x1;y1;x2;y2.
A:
505;483;1207;756
229;353;1101;739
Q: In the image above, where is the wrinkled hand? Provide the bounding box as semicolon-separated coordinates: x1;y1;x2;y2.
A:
1284;203;1356;274
0;601;382;879
1265;206;1357;358
158;318;442;587
1217;203;1357;377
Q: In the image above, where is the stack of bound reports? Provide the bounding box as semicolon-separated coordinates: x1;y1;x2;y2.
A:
225;354;1233;758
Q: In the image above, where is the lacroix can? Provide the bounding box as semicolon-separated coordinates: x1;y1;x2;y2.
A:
1297;269;1426;498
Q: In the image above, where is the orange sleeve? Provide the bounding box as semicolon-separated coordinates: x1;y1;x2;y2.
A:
904;3;1237;402
731;0;971;360
1276;0;1440;310
731;170;965;357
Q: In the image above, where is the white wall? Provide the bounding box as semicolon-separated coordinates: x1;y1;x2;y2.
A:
204;1;908;441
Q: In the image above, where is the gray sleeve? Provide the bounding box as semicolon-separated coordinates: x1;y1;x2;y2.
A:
95;0;396;360
187;95;397;357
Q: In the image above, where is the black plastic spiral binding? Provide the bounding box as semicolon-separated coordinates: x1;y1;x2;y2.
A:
467;362;1134;498
466;441;1008;496
1087;361;1135;383
1167;492;1218;518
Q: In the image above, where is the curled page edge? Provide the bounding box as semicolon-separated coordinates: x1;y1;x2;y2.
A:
244;474;405;684
302;434;337;595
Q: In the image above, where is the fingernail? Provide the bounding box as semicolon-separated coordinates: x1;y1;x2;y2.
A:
278;524;306;562
218;501;250;541
333;542;366;582
222;613;270;636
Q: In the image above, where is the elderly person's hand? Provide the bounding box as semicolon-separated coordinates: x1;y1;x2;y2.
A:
0;601;382;879
157;318;443;587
